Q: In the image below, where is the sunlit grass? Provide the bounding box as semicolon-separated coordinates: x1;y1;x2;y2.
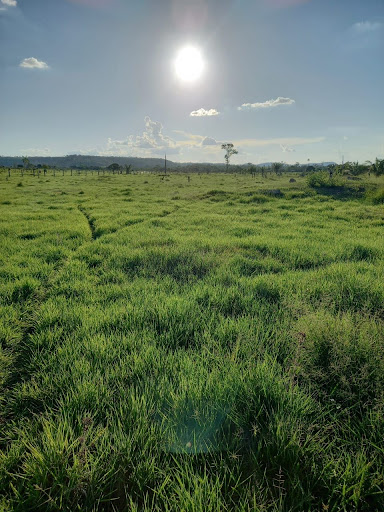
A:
1;170;384;511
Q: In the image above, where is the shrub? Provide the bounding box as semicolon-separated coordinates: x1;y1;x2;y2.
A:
307;171;342;188
371;187;384;204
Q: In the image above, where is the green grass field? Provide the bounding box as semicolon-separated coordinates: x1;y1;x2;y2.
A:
1;170;384;511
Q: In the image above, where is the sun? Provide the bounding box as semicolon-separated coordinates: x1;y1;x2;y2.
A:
174;46;204;83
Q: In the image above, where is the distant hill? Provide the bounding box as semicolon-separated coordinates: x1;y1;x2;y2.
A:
0;155;336;171
0;155;236;171
0;155;174;170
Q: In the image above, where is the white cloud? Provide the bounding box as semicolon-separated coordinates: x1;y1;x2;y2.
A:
105;118;224;158
20;57;49;69
190;108;220;117
238;97;295;110
107;116;178;155
172;129;205;143
104;117;323;162
19;147;51;156
201;137;219;146
234;136;324;148
280;144;295;152
104;118;323;162
1;0;17;6
352;21;383;33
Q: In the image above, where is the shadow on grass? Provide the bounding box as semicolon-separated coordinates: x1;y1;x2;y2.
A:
314;185;366;201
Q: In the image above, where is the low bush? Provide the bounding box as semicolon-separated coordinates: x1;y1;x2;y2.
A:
307;171;343;188
371;187;384;204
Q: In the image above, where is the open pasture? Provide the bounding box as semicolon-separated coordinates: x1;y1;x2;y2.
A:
1;171;384;511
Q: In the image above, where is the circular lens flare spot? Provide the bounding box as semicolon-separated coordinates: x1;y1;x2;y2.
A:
174;46;204;82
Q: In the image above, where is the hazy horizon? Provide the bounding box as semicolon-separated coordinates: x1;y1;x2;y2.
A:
0;153;339;166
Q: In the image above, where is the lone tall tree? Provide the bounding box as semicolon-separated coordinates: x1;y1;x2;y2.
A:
22;157;30;169
221;143;238;172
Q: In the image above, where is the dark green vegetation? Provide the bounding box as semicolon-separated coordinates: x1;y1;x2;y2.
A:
1;171;384;511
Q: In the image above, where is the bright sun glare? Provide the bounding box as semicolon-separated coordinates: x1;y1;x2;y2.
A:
174;46;204;83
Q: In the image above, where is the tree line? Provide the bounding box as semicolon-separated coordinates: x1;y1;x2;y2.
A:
2;156;384;177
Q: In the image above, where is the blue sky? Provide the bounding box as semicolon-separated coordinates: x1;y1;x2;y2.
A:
0;0;383;164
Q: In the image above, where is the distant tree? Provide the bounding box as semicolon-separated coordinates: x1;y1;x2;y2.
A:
287;162;302;173
337;161;365;176
22;157;30;169
108;163;120;174
271;162;284;176
337;161;354;175
374;158;384;177
125;164;133;175
366;158;384;177
349;161;367;176
221;143;238;172
259;166;267;178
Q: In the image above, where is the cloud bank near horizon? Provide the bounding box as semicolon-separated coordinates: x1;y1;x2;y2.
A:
106;117;224;158
104;116;324;161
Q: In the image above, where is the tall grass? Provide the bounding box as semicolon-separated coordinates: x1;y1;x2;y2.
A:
1;171;384;511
